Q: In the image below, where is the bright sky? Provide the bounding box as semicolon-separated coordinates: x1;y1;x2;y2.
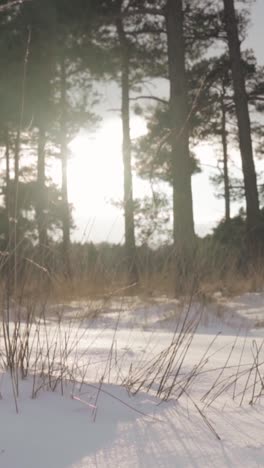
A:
65;0;264;244
68;118;149;243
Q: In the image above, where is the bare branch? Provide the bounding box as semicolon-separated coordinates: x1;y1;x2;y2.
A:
130;95;168;105
124;7;165;17
0;0;30;12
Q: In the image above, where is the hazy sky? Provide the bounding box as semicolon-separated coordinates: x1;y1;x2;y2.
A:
246;0;264;65
68;1;264;244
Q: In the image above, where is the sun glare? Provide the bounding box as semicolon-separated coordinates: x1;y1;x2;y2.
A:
66;117;147;241
69;121;122;209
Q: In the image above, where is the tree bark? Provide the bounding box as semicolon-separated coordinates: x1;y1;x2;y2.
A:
116;15;138;285
60;54;72;278
165;0;195;287
223;0;260;237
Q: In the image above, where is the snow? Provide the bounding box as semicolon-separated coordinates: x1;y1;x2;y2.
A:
0;293;264;467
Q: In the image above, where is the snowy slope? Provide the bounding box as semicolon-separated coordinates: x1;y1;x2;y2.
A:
0;293;264;468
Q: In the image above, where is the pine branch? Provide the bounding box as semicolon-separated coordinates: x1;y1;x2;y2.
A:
126;28;166;36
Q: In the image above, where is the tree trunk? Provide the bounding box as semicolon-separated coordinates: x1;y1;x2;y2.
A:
116;16;138;285
223;0;260;237
32;0;56;266
166;0;195;289
60;54;72;278
5;126;10;248
36;124;49;264
12;128;21;291
4;127;12;300
220;91;230;222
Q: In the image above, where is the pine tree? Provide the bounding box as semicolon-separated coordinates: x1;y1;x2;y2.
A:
165;0;195;272
115;1;138;283
222;0;261;246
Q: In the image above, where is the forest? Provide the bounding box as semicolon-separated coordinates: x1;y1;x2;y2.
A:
0;0;264;297
1;2;264;467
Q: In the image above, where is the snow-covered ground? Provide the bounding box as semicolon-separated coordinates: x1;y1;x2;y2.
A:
0;292;264;467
